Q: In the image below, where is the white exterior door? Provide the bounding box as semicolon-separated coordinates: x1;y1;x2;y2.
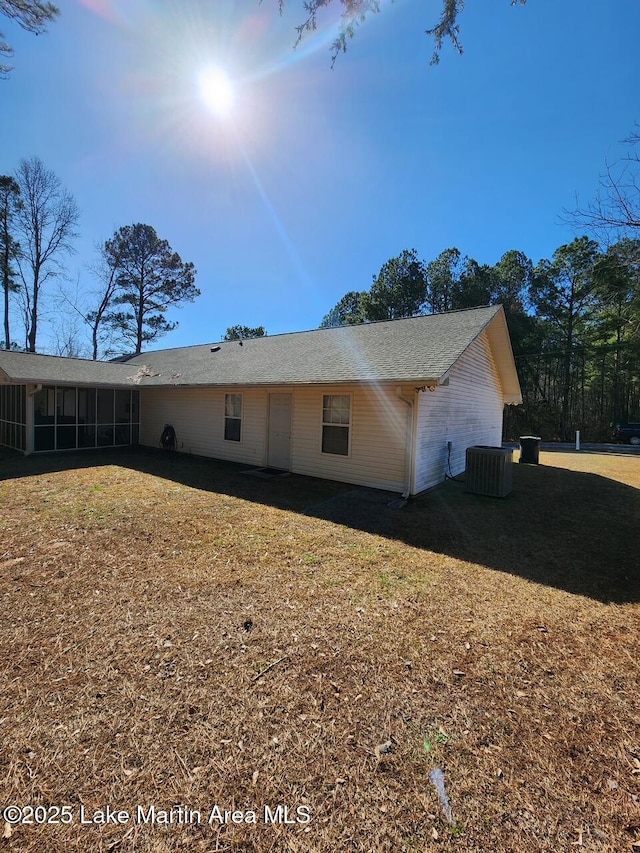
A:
267;393;292;469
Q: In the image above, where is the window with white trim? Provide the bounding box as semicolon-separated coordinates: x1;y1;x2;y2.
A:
224;393;242;442
322;394;350;456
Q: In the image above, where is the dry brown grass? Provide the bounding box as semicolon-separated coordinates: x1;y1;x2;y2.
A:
0;448;638;852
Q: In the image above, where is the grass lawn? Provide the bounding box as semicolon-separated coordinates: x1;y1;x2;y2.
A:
0;448;638;852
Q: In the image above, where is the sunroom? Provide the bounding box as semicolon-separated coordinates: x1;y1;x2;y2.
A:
32;385;140;452
0;350;144;455
0;383;140;454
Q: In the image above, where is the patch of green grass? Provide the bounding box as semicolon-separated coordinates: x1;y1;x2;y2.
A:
302;552;323;565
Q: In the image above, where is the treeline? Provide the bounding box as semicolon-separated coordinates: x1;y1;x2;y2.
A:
1;157;200;358
320;240;640;442
4;130;639;442
1;157;270;357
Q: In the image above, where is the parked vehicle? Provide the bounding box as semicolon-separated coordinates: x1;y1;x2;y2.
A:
613;423;640;445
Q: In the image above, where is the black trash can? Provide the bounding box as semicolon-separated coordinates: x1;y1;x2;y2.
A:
519;435;541;464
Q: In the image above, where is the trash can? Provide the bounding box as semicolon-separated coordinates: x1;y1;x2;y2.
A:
519;435;541;464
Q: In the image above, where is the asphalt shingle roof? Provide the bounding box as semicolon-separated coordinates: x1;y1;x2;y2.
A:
0;306;516;393
124;305;504;387
0;350;139;387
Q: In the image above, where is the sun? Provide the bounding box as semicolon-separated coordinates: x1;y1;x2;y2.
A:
198;68;234;117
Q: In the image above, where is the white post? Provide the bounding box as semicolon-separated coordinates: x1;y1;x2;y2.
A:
575;430;581;451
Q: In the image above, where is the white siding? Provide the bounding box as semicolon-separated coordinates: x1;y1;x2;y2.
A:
139;383;408;492
291;385;407;492
139;336;503;495
139;387;267;465
414;331;504;493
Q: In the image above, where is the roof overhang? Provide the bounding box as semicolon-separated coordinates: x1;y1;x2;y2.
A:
483;307;523;405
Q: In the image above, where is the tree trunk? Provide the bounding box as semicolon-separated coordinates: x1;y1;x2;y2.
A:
1;212;11;350
2;244;9;349
92;321;99;361
27;278;39;352
136;289;144;355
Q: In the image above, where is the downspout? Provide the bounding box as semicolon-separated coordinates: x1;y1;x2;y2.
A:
396;386;418;499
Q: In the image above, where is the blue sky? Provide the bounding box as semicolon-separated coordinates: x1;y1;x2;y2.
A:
3;0;640;354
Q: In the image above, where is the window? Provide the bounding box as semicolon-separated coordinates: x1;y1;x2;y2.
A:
224;393;242;442
322;394;350;456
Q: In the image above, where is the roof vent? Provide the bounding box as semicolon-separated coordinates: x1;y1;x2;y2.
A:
210;346;220;353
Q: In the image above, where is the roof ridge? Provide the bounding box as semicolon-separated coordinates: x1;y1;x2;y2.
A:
133;304;500;357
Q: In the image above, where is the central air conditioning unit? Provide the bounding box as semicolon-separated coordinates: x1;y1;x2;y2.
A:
465;446;513;498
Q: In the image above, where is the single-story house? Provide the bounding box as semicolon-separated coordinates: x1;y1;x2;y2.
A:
0;305;521;496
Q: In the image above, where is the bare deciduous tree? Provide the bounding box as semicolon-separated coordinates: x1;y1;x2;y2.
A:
51;313;86;358
86;243;123;360
15;156;79;352
569;125;640;244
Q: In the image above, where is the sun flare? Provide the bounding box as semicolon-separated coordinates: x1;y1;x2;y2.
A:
198;68;234;117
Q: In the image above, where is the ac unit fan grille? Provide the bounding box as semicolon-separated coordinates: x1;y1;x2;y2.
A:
465;446;513;498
